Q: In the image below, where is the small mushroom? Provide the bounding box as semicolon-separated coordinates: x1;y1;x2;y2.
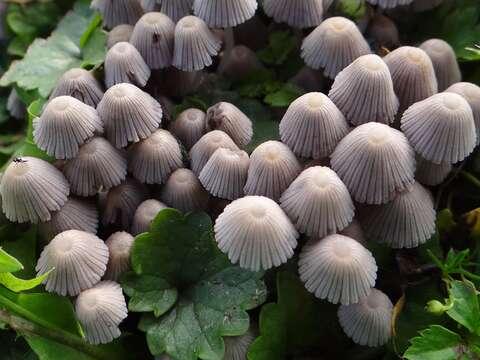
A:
104;232;135;280
142;0;193;21
193;0;257;28
169;108;206;149
366;0;413;8
218;45;263;81
131;199;167;235
415;155;452;186
7;89;26;120
262;0;323;29
161;67;204;97
339;219;366;245
105;42;151;88
366;15;400;49
107;24;134;49
91;0;144;29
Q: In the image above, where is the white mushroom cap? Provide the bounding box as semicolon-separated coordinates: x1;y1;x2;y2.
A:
301;17;371;79
146;0;193;21
131;199;167;235
36;230;109;296
214;195;299;271
193;0;258;28
169;108;206;149
107;24;134;49
298;234;377;305
91;0;144;29
244;141;302;201
415;155;452;186
104;232;135;281
224;328;256;360
130;12;175;70
262;0;323;29
1;157;70;223
339;219;366;245
97;83;163;148
75;281;128;344
401;92;476;164
329;54;399;125
280;166;355;238
330;122;416;204
338;288;393;347
33;96;103;160
279;92;349;159
366;0;413;8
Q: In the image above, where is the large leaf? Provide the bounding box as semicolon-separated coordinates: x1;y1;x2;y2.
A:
0;225;37;278
0;272;50;293
0;248;23;274
404;325;464;360
447;280;480;335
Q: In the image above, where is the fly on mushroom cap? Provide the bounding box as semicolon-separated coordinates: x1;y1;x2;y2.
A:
219;45;263;81
215;195;298;271
131;199;167;235
301;17;371;79
91;0;144;29
328;54;399;125
193;0;258;28
401;92;476;164
161;168;209;213
63;137;127;197
189;130;240;176
279;92;349;159
1;157;69;223
244;141;302;201
339;219;366;245
105;42;150;88
7;89;26;120
199;147;250;200
33;96;103;160
338;288;393;347
36;229;109;296
130;12;175;70
224;328;256;360
107;24;134;49
104;231;135;281
173;15;222;72
366;0;413;8
415;155;452;186
280;166;355;238
75;281;128;344
262;0;323;29
420;39;461;91
298;234;377;305
97;83;163;148
330;122;416;204
169;108;206;150
128;129;183;184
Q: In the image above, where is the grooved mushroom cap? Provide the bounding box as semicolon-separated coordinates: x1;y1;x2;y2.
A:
244;141;302;201
384;46;438;112
280;166;355;238
262;0;323;29
401;92;476;164
224;328;256;360
105;42;151;88
91;0;144;29
420;39;461;91
131;199;167;235
63;137;127;197
143;0;193;21
33;96;103;159
161;168;209;213
329;54;399;125
104;232;135;280
130;12;175;70
206;102;253;148
1;157;69;223
301;17;371;79
413;0;443;12
338;288;393;347
366;0;413;8
97;83;163;148
173;15;222;71
36;230;109;296
214;195;299;271
193;0;258;28
279;92;349;159
75;281;128;344
7;89;26;120
298;234;377;305
128;129;183;184
199;147;249;200
415;155;452;186
330;122;416;204
107;24;134;49
169;108;206;149
339;219;366;245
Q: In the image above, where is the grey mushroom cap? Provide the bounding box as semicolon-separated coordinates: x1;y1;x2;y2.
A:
288;66;324;93
218;45;263;81
339;219;366;245
366;0;413;8
91;0;144;29
169;108;206;149
262;0;323;29
131;199;167;235
161;67;204;97
415;155;452;186
105;42;151;88
107;24;134;49
366;15;400;49
104;232;135;281
193;0;258;28
142;0;194;22
7;89;26;120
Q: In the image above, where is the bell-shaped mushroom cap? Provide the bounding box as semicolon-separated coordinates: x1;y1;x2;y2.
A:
97;83;163;148
169;108;206;149
301;17;371;79
161;168;209;213
102;178;149;228
219;45;263;81
91;0;144;29
384;46;438;112
366;0;413;8
107;24;134;49
244;141;302;201
193;0;257;28
173;15;222;71
401;92;476;164
298;234;377;305
262;0;323;29
75;281;128;344
413;0;443;12
338;288;393;347
280;166;355;238
206;102;253;148
329;54;399;125
330;122;415;204
215;195;298;271
63;137;127;196
104;232;135;280
1;157;69;223
7;89;26;120
359;182;435;248
128;129;183;184
224;328;256;360
105;42;151;88
33;96;103;160
130;12;175;70
339;219;366;245
189;130;240;175
420;39;461;91
36;230;109;296
199;147;249;200
279;92;349;159
366;15;400;49
131;199;167;235
415;155;452;186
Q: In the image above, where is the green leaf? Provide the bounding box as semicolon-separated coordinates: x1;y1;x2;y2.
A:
0;248;23;274
404;325;464;360
6;3;61;39
25;337;94;360
80;16;107;68
337;0;366;20
447;280;480;334
0;225;37;279
263;83;304;108
0;271;50;293
257;31;297;65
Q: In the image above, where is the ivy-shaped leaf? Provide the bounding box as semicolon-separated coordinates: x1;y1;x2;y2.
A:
447;280;480;335
404;325;464;360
